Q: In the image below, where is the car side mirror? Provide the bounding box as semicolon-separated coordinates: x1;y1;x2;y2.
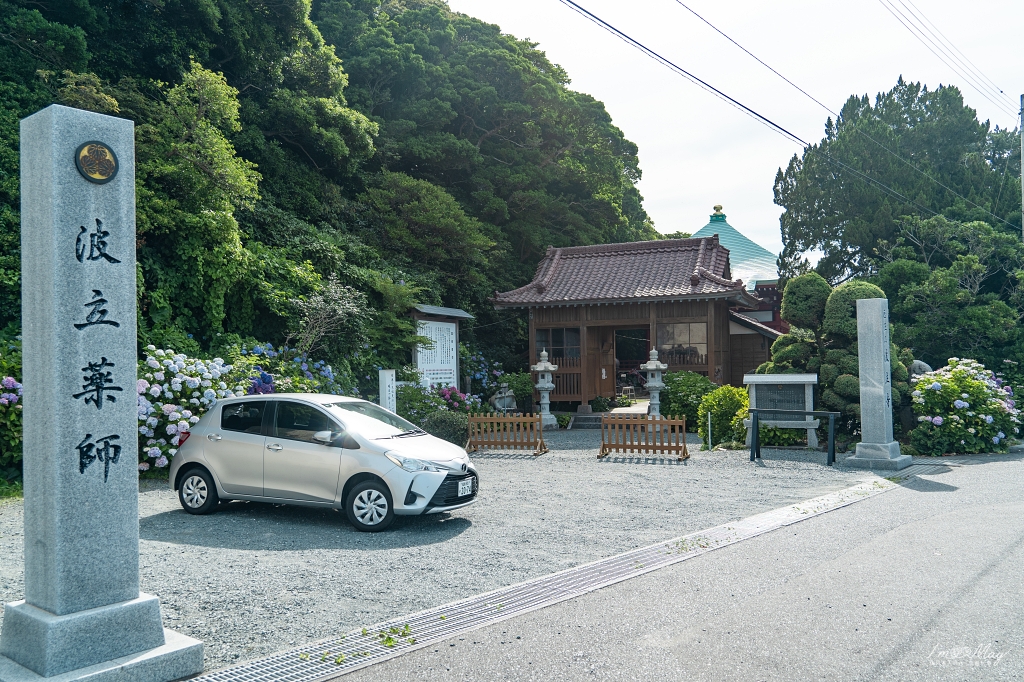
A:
312;430;333;445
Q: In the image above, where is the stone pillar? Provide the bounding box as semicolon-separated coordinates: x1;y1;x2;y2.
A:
531;350;558;429
379;369;396;413
640;349;668;417
844;298;912;470
0;105;202;681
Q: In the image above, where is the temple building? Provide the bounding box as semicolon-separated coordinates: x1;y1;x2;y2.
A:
493;207;781;404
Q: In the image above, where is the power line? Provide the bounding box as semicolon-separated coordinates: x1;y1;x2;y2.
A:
876;0;1018;119
555;0;941;220
668;0;1020;231
894;0;1013;107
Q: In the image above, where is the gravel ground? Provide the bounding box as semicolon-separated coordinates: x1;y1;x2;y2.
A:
0;431;869;672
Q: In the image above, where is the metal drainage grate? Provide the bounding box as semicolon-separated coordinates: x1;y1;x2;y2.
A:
192;475;901;682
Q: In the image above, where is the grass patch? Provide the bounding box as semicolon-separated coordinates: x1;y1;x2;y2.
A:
0;479;23;500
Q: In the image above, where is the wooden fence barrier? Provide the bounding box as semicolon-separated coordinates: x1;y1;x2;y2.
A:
598;414;689;460
467;413;548;456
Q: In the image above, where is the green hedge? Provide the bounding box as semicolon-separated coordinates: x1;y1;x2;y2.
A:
422;411;470;447
660;371;715;431
698;385;748;448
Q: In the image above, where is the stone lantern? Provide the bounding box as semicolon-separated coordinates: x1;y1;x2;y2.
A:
640;348;668;417
531;350;558;429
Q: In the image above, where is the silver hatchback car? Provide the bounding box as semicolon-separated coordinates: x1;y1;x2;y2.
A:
168;393;478;531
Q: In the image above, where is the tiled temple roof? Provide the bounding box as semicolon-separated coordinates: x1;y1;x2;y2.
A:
493;236;760;308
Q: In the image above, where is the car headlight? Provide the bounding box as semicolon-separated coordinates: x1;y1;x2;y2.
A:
385;453;441;473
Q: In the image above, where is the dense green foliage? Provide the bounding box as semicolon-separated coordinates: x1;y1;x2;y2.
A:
0;0;656;386
759;277;913;436
870;216;1024;373
697;385;747;448
776;80;1023;383
776;78;1021;283
909;358;1019;455
660;371;715;432
421;410;469;446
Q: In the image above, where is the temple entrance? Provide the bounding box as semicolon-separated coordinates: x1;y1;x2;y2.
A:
615;328;650;395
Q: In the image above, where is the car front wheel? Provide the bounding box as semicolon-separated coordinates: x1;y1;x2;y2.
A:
345;480;394;532
179;468;218;515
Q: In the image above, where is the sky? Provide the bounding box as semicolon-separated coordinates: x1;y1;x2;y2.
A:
445;0;1024;258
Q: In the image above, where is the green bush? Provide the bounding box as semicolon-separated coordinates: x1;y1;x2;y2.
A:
396;384;446;426
556;413;571;429
661;371;715;430
760;426;804;446
780;272;832;330
698;385;748;448
503;371;535;413
422;411;469;447
833;374;860;399
589;396;612;412
910;358;1019;455
821;281;886;340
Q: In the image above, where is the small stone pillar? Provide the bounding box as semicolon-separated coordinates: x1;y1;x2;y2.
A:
640;349;668;417
379;369;396;413
0;105;203;680
531;350;558;429
845;298;912;470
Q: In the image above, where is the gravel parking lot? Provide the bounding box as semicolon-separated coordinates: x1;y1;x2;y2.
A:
0;431;869;672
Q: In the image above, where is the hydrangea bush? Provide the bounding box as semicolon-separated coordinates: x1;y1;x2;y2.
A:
136;347;245;471
136;343;357;471
0;376;23;470
459;344;505;395
910;358;1019;455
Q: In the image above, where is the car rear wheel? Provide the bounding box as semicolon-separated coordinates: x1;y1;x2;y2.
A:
179;468;218;515
345;480;394;532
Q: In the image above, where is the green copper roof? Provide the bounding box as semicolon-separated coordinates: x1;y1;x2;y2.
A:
690;206;778;289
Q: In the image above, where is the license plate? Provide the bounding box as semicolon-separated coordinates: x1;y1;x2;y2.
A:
458;478;473;497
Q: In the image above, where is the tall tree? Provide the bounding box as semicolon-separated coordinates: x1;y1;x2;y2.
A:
775;78;1021;283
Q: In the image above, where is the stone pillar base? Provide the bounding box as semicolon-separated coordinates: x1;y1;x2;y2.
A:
541;413;558;430
844;441;913;470
0;629;202;682
0;594;202;680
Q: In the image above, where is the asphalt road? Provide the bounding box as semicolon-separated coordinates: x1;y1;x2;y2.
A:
341;455;1024;681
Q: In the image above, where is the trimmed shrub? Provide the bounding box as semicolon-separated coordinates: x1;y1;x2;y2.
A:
910;358;1019;455
589;396;612;412
660;371;715;430
833;374;860;399
821;281;886;340
780;271;832;330
556;413;571;429
698;385;748;448
422;411;469;447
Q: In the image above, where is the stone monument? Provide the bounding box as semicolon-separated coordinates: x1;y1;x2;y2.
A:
639;349;667;417
531;350;558;429
0;105;203;681
844;298;912;470
378;369;396;413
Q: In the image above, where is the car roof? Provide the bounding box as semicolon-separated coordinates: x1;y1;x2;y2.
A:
217;393;364;405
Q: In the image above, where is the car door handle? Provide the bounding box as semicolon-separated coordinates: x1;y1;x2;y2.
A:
266;443;283;451
207;433;222;441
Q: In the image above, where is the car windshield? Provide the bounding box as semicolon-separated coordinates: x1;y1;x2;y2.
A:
325;401;423;439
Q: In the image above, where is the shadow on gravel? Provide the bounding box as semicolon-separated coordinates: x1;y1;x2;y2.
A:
896;477;958;493
140;501;472;551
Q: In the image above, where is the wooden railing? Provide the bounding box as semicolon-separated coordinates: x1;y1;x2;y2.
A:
533;355;582;402
467;413;548;456
598;414;689;460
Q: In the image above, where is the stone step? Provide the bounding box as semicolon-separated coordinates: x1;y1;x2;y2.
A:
570;414;605;429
